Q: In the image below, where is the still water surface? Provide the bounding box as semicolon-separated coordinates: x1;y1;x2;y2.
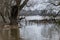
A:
19;16;60;40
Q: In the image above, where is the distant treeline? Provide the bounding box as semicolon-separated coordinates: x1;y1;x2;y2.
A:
19;10;60;16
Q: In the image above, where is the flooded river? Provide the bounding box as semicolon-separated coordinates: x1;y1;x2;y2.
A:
19;16;60;40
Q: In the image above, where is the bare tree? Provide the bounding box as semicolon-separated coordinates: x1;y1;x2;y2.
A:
10;0;29;25
0;0;29;40
10;0;29;40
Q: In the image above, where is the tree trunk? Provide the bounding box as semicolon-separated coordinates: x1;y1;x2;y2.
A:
7;0;29;40
9;5;18;25
9;5;20;40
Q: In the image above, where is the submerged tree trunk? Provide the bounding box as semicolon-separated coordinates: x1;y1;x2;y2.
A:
0;0;29;40
10;25;20;40
9;0;29;40
9;5;20;40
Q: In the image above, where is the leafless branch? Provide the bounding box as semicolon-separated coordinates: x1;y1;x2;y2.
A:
19;0;29;10
15;0;21;6
49;2;60;6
